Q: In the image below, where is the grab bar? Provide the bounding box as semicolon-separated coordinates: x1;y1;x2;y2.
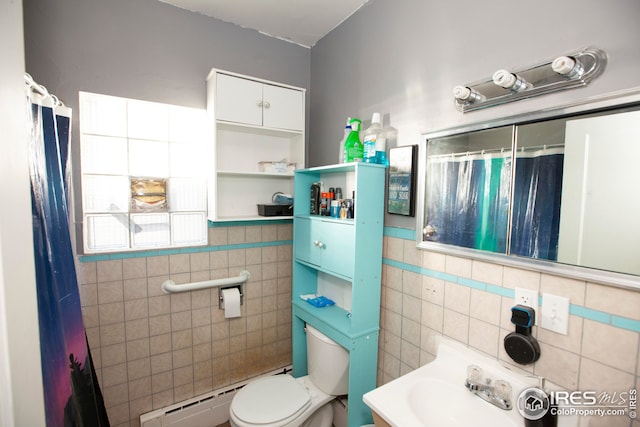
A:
161;270;250;294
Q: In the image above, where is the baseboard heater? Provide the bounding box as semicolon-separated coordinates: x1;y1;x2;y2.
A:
140;366;292;427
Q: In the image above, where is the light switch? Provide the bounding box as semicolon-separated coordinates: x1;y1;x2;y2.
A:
541;293;569;335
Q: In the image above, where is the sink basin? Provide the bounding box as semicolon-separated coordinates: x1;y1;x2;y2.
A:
363;336;582;427
407;378;517;427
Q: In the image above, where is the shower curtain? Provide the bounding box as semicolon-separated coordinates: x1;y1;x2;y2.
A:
425;148;563;260
425;152;511;253
27;85;110;427
510;148;564;261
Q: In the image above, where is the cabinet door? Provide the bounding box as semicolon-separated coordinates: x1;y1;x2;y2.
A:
320;221;354;278
263;84;304;131
216;73;263;126
294;217;320;267
295;218;354;279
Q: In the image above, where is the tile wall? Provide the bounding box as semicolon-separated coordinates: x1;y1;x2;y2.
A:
77;223;294;427
77;222;639;427
379;229;640;427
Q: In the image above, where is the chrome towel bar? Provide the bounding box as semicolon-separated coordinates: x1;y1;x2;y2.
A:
161;270;250;294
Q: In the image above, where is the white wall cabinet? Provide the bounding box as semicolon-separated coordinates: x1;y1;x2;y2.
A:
216;73;304;131
207;69;306;221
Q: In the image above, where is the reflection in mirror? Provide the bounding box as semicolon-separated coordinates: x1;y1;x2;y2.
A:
511;120;566;261
419;102;640;281
423;127;512;253
557;110;640;275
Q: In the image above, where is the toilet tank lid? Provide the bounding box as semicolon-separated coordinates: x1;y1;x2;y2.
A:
231;375;311;424
306;324;340;346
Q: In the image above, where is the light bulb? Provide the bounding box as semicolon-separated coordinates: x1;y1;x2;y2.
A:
493;69;529;92
453;86;483;103
552;56;585;79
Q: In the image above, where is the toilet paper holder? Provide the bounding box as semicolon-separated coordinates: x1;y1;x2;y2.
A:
219;285;244;310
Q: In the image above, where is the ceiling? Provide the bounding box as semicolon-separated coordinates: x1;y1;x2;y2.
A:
157;0;370;48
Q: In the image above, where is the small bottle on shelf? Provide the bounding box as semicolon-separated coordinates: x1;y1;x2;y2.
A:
363;113;384;164
338;118;351;164
350;190;355;218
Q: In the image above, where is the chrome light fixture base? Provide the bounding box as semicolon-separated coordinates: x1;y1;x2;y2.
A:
454;47;607;113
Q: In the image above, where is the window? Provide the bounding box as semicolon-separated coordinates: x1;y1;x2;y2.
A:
79;92;208;253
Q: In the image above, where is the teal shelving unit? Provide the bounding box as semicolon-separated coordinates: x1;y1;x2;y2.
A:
292;162;385;427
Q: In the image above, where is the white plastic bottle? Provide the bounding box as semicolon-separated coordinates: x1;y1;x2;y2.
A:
363;113;385;165
338;117;351;164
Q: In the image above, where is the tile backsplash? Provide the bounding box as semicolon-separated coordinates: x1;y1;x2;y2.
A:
77;224;639;427
379;229;640;427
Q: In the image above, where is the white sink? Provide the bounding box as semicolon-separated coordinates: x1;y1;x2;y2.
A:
363;337;583;427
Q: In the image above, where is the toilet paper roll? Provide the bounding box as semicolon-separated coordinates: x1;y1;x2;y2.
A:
222;287;241;318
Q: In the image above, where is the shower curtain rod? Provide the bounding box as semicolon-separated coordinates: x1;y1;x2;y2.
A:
428;147;510;159
24;73;65;107
428;143;565;160
518;143;565;152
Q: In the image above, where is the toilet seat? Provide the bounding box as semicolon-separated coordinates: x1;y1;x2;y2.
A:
231;375;311;426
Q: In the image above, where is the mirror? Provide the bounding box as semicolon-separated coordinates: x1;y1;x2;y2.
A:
418;99;640;285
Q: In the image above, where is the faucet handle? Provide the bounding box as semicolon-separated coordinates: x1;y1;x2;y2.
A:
494;380;512;401
467;364;483;382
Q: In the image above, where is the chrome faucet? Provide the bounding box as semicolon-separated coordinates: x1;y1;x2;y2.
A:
464;365;513;411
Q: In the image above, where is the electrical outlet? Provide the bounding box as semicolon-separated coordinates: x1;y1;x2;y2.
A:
514;288;539;323
541;293;569;335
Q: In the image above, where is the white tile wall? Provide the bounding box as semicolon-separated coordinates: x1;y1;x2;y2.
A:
379;235;640;427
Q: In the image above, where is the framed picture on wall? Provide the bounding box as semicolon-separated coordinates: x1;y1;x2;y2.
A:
387;145;418;216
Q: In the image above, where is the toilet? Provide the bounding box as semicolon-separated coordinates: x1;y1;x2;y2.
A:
229;324;349;427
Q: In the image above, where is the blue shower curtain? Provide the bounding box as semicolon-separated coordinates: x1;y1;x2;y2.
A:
27;93;109;427
425;149;563;261
510;149;564;261
425;153;511;253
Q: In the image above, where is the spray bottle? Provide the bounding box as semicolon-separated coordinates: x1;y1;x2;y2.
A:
344;118;363;162
338;118;351;164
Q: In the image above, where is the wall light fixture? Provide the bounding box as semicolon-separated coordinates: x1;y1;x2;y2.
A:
453;47;607;113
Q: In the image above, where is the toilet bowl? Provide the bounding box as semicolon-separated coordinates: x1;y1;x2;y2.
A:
229;324;349;427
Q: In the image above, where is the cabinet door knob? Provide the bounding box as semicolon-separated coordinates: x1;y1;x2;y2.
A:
314;240;324;248
263;101;271;109
257;101;263;107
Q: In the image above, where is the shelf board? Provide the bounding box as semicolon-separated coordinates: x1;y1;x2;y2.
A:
294;214;354;225
292;299;378;346
216;120;303;137
211;215;293;222
217;170;295;178
294;258;352;281
294;161;385;175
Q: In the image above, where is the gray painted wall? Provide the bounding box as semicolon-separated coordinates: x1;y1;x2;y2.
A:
24;0;310;108
310;0;640;227
23;0;311;234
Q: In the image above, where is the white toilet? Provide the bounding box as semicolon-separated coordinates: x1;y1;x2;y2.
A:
229;324;349;427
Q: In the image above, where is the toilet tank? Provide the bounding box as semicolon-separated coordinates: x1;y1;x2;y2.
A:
306;324;349;395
